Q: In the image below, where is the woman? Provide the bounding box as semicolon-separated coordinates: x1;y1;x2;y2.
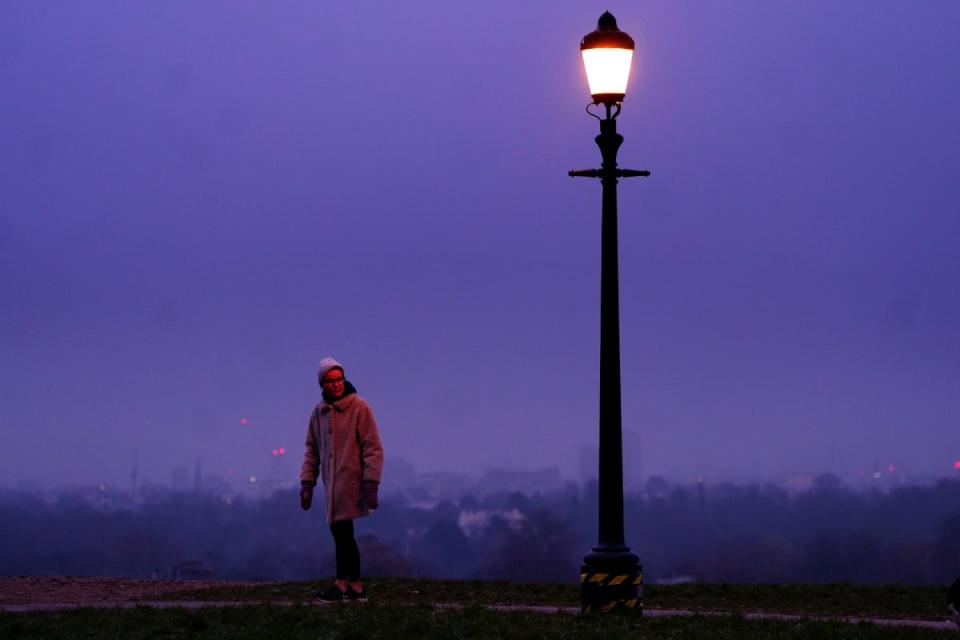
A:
300;357;384;601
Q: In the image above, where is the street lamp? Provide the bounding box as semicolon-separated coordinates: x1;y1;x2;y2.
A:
570;11;648;614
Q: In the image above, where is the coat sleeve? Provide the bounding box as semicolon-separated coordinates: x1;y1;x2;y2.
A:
300;407;320;487
358;402;384;483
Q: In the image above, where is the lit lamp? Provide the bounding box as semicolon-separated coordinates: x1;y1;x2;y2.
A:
581;11;635;109
569;11;648;614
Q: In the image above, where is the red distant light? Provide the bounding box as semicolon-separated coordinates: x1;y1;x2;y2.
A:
954;460;960;470
272;448;278;456
240;417;248;426
278;447;285;455
887;465;895;473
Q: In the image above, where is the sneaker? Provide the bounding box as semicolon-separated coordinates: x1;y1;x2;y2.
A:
346;586;368;602
314;584;348;601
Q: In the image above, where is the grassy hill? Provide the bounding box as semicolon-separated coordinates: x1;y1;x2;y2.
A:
1;579;956;639
158;578;951;620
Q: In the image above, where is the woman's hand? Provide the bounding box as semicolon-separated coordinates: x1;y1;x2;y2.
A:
300;485;313;511
363;480;379;509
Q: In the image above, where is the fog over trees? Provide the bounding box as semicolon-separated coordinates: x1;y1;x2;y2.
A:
2;476;959;585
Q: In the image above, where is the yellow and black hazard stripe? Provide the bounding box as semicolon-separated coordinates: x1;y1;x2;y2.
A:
579;570;644;613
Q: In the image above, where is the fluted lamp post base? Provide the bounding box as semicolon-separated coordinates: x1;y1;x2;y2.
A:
580;548;643;613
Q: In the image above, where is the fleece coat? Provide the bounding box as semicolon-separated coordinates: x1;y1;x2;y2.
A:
300;393;384;524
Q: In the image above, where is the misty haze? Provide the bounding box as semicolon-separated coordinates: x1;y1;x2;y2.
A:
2;0;959;595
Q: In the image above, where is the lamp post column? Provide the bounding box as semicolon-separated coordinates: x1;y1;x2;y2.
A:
571;113;646;613
597;116;626;554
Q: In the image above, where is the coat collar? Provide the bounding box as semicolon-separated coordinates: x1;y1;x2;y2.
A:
320;393;357;414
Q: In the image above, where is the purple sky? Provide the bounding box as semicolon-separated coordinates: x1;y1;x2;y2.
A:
2;1;959;490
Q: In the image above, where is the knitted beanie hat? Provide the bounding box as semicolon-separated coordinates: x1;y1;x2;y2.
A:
317;357;344;385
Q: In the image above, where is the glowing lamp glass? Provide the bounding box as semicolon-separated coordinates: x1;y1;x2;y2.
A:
582;48;633;99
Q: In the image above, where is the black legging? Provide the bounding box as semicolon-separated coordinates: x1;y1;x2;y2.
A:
330;519;360;580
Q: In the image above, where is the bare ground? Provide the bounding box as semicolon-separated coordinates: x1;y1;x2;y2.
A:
0;576;256;605
1;577;957;631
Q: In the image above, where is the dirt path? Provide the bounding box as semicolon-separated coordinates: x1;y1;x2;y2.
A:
0;576;255;605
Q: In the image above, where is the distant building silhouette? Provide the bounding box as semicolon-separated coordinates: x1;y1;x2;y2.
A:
474;467;564;496
130;448;139;497
193;455;203;494
171;465;188;491
580;445;598;485
623;428;641;492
